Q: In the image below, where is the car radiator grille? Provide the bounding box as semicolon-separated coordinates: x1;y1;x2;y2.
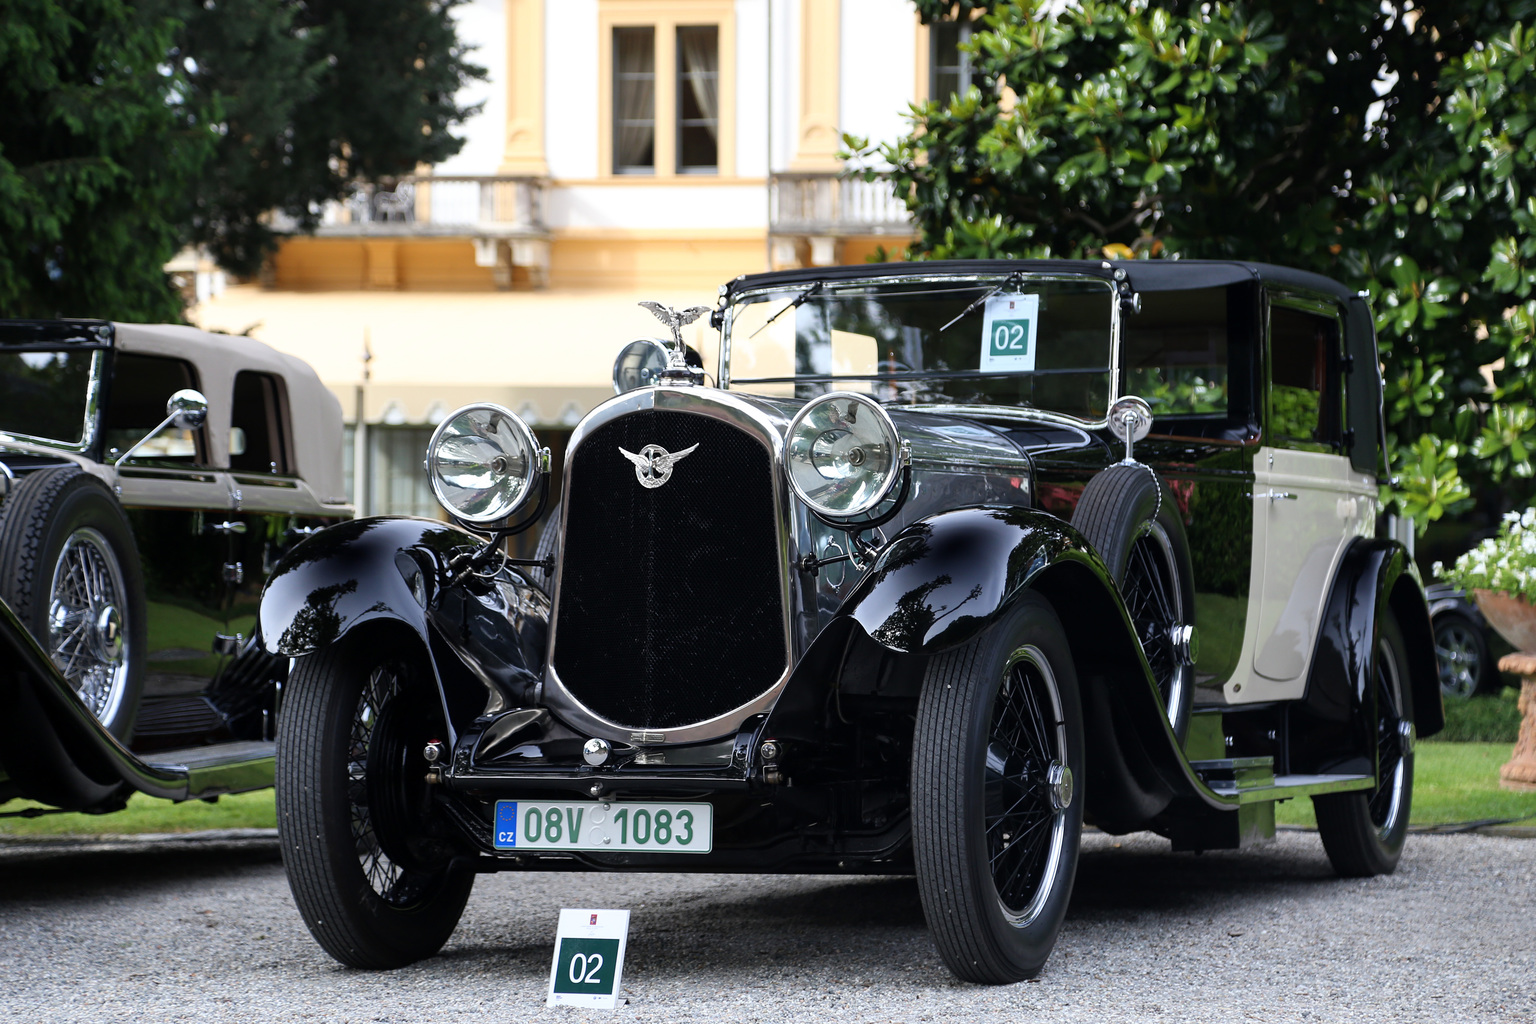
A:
552;409;787;731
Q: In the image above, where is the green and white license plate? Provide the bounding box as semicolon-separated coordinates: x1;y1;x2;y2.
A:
493;800;713;853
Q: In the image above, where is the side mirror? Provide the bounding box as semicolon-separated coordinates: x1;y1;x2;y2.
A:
167;389;208;430
115;389;209;467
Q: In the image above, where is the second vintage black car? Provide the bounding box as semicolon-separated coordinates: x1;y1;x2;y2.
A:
259;260;1441;984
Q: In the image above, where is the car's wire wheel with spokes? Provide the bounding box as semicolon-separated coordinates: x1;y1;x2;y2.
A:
277;633;475;969
1314;609;1415;877
0;467;146;740
47;527;133;724
912;592;1084;984
1072;464;1197;739
985;648;1073;926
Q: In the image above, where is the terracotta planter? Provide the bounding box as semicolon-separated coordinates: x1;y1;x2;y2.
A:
1471;590;1536;653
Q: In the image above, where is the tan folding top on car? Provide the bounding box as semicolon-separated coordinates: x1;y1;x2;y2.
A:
112;323;348;505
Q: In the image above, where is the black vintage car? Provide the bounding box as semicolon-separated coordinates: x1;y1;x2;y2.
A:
0;319;348;814
259;260;1441;984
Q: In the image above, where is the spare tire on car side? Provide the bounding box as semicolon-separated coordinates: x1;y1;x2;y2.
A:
1072;463;1196;741
0;466;147;741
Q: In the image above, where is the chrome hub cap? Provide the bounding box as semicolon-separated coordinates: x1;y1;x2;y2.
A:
46;528;130;724
1046;760;1073;812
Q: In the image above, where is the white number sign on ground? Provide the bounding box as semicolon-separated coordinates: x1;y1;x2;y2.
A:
547;908;631;1009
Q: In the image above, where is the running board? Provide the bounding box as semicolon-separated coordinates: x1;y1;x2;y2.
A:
1190;757;1374;804
0;596;275;809
141;741;276;801
1171;758;1374;852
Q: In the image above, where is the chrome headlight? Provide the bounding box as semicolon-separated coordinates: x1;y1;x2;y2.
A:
427;404;541;524
613;338;670;394
785;392;903;519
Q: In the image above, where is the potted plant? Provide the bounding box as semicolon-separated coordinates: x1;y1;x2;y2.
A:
1438;508;1536;790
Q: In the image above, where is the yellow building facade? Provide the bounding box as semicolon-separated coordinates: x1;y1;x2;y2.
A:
192;0;970;516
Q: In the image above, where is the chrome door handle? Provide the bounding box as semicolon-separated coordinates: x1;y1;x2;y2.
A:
206;520;248;534
286;525;322;538
1257;491;1298;502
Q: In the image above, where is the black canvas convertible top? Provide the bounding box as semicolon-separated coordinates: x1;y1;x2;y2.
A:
726;258;1357;302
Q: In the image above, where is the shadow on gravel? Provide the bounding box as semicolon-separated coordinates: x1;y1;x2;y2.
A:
1069;833;1341;919
0;844;281;904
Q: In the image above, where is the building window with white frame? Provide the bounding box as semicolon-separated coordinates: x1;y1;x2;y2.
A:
676;25;719;173
930;19;983;101
614;26;657;174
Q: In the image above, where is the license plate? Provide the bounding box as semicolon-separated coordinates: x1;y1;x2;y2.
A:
492;800;713;853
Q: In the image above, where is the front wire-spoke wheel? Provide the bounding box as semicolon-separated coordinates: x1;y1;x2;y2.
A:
278;635;474;968
913;593;1084;984
1314;609;1415;877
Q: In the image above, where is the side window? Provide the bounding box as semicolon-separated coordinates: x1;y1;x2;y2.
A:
103;354;205;465
1269;304;1343;449
230;371;292;475
1123;288;1230;420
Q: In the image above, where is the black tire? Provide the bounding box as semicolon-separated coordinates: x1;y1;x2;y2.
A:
1433;611;1491;700
1313;610;1415;877
912;592;1084;984
276;632;475;969
1072;463;1195;739
0;466;146;740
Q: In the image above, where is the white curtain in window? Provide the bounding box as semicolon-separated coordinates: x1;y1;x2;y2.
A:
615;30;655;170
679;28;719;143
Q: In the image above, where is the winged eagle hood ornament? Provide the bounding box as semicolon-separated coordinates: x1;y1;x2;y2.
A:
639;301;712;381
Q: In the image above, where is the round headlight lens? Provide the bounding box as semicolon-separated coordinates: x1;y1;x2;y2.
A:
785;392;902;518
427;404;540;524
613;338;670;394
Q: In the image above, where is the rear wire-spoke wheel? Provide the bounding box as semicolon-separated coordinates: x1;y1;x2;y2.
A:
277;636;474;968
913;594;1084;984
1314;610;1415;877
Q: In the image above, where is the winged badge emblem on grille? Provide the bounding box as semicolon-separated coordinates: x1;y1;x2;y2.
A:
618;443;700;489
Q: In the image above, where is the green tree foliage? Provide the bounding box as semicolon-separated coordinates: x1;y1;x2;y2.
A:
0;0;215;321
860;1;1536;530
0;0;484;320
178;0;486;275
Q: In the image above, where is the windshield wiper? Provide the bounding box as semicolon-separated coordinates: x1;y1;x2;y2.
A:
937;272;1025;334
749;281;823;338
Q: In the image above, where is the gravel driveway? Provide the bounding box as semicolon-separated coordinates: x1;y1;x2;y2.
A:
1;829;1530;1023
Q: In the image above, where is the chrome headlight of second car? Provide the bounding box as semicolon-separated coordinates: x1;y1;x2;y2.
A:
785;392;903;519
427;404;541;524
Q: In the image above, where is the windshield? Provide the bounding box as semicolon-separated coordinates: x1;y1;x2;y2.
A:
0;348;95;444
724;275;1114;420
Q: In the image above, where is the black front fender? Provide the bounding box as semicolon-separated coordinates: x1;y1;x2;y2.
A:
259;516;481;656
835;505;1225;830
838;505;1103;655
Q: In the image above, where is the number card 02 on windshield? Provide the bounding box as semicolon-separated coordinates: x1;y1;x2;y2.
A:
980;292;1040;373
548;909;630;1009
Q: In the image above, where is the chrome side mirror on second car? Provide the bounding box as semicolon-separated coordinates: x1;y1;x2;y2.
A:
166;389;208;430
114;389;209;467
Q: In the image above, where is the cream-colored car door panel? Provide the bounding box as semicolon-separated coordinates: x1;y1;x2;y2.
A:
1226;447;1376;703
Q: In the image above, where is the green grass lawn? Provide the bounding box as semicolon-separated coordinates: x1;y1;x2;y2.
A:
3;743;1532;837
0;789;276;836
1275;742;1536;828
